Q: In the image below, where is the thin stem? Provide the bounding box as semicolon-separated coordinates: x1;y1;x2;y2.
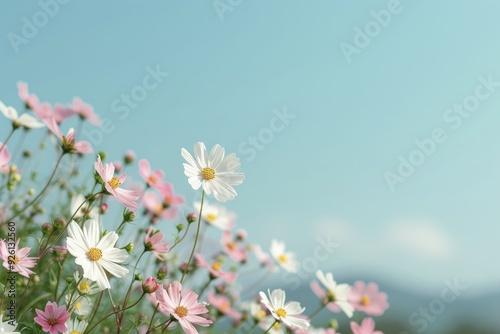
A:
180;190;205;284
146;302;160;333
263;320;279;334
85;293;145;333
308;303;326;320
4;153;65;223
0;127;15;155
119;251;146;328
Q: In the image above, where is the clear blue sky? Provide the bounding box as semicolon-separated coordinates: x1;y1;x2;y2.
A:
1;1;500;298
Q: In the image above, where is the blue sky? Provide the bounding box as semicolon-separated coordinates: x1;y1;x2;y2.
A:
2;0;500;300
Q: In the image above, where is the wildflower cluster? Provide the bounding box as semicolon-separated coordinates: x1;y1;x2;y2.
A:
0;83;389;333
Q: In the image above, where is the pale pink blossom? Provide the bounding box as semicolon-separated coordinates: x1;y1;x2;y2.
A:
194;253;237;284
348;281;389;316
17;81;40;109
207;292;242;322
350;317;383;334
143;276;160;294
142;192;179;221
0;239;38;277
72;97;100;125
252;244;278;272
221;230;247;262
34;301;71;334
144;226;169;260
139;159;165;189
94;155;140;211
44;116;92;154
0;142;11;173
155;281;212;334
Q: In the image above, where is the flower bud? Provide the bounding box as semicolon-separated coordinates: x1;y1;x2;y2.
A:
123;210;136;222
98;152;107;161
124;243;134;254
22;150;31;158
157;265;167;280
100;202;108;214
135;273;143;281
176;224;184;232
186;212;197;224
124;150;135;165
329;319;339;331
41;222;53;235
53;217;66;230
142;277;159;294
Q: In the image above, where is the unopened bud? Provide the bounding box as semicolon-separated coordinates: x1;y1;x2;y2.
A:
41;222;53;235
53;217;66;230
186;212;197;224
123;210;136;222
176;224;184;232
124;150;135;165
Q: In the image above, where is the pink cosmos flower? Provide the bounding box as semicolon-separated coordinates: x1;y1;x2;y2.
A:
0;142;11;173
71;97;100;125
44;116;92;154
155;281;213;334
194;253;237;284
348;281;389;316
207;292;242;322
139;159;165;189
0;239;38;277
142;190;181;221
144;226;169;260
17;81;40;109
350;318;383;334
157;181;184;209
252;244;278;273
94;155;140;211
34;301;71;334
221;230;247;262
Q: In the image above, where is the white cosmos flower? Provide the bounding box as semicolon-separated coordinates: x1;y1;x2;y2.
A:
316;270;354;318
64;318;87;334
270;240;300;273
194;200;235;230
181;142;244;202
259;289;310;330
0;314;20;334
66;219;129;289
71;194;99;221
0;100;45;129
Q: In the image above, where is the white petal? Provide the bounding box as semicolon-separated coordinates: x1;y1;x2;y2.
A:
18;114;45;128
208;144;224;169
102;248;129;263
83;219;100;247
193;142;208;168
0;102;18;120
99;258;128;278
181;148;201;171
96;231;119;250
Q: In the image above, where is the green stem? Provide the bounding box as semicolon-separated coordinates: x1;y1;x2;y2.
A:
263;320;279;334
146;302;160;333
180;190;205;284
4;153;65;223
119;250;146;329
85;293;145;333
308;303;326;320
0;127;15;155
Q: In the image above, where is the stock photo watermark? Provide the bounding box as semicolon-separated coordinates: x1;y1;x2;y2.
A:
339;0;418;64
7;0;71;54
82;64;169;147
384;74;500;192
407;278;466;333
237;107;296;162
282;235;339;290
213;0;243;21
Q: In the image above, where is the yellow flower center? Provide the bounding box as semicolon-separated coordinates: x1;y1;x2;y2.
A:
87;247;103;261
227;242;237;251
273;322;282;329
257;310;266;319
175;305;188;318
276;308;287;318
148;175;157;184
361;294;370;306
327;291;336;302
206;213;216;222
212;261;222;271
48;317;57;325
78;282;91;294
75;301;82;310
155;204;164;213
201;167;215;180
278;254;287;263
10;254;20;264
70;331;81;334
108;177;121;189
220;300;230;312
